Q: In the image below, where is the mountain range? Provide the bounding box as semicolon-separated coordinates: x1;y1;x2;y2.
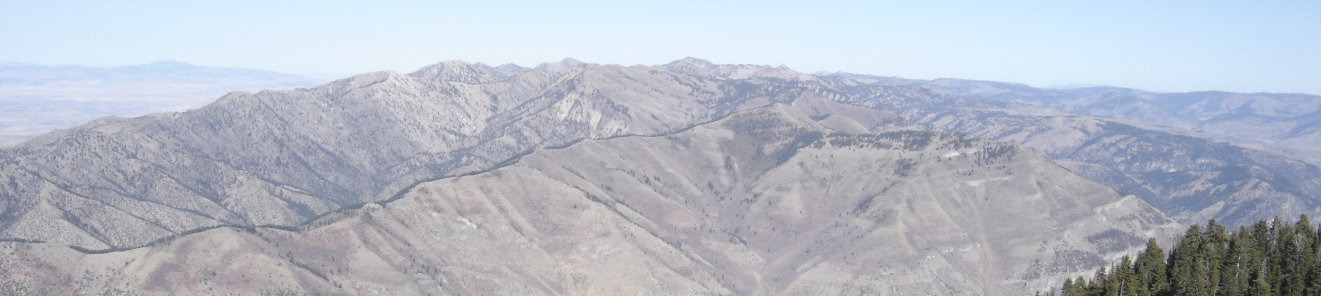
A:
0;104;1179;295
915;78;1321;164
0;58;1316;294
811;73;1321;226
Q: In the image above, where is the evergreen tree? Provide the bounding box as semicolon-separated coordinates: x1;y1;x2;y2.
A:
1220;229;1251;296
1107;256;1130;296
1305;264;1321;296
1273;217;1306;296
1073;276;1089;296
1042;216;1321;296
1170;224;1213;296
1134;238;1168;295
1290;215;1316;296
1267;217;1286;288
1123;270;1143;296
1089;267;1107;295
1253;273;1273;296
1202;219;1228;293
1062;277;1091;296
1310;220;1321;296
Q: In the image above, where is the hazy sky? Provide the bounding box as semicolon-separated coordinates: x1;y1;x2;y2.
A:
3;1;1319;94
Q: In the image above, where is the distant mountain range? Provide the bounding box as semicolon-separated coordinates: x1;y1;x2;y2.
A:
0;61;322;146
0;58;1315;294
914;78;1321;164
808;72;1321;226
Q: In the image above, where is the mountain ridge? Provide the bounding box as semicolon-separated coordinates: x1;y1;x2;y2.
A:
0;59;881;248
6;57;1315;295
0;104;1180;295
1;57;1315;251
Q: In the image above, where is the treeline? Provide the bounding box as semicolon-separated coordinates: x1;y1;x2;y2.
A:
1043;215;1321;296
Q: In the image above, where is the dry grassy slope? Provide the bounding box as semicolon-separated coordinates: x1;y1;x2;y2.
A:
6;57;1302;253
0;58;887;249
0;105;1178;295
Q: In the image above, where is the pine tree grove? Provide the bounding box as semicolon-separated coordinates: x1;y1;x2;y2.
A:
1042;215;1321;296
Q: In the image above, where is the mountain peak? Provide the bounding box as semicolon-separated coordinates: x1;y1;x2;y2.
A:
557;57;583;65
410;60;527;83
337;70;409;89
658;58;814;81
535;57;585;72
491;63;529;75
668;57;715;67
662;57;718;76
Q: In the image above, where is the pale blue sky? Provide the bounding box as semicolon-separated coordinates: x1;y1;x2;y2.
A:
2;1;1319;94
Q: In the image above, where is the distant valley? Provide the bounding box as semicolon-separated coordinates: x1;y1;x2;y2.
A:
0;61;322;146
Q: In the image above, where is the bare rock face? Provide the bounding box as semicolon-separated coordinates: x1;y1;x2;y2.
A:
0;105;1179;295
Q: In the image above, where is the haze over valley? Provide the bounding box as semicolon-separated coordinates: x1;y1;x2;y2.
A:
0;61;322;146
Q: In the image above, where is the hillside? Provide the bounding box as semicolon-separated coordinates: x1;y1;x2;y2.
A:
0;105;1180;295
1;58;1314;251
0;58;875;249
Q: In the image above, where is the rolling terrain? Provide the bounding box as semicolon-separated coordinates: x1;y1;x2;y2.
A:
0;105;1180;295
1;58;856;249
0;58;1315;252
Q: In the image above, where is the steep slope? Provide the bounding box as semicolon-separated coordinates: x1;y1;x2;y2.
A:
818;74;1321;226
0;105;1178;295
0;59;894;249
